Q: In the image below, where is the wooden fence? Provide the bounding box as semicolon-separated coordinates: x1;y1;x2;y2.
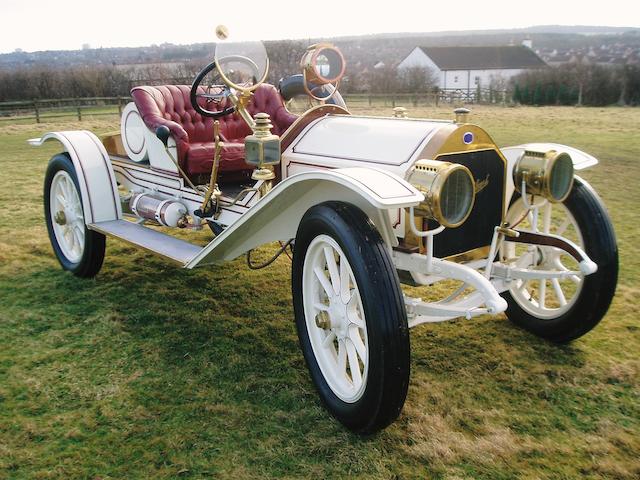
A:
0;89;511;123
0;97;131;123
345;89;510;107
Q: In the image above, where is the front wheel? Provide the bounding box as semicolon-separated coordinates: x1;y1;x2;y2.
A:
44;153;106;278
292;202;410;434
500;176;618;343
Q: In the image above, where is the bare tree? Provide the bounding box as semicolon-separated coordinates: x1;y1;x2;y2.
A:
264;40;307;85
368;64;400;93
399;66;437;93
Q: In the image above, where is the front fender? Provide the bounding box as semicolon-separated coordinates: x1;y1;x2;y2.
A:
29;130;122;224
185;167;423;268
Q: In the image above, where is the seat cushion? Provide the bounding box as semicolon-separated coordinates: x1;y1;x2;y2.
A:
185;141;248;175
131;84;298;178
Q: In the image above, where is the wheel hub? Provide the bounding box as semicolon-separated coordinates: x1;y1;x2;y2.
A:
328;296;349;339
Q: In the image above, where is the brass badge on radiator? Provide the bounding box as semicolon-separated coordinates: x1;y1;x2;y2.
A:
475;174;490;195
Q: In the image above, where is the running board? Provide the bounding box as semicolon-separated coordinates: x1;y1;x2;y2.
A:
88;220;202;265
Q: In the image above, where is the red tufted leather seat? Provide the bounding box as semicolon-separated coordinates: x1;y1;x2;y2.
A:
130;84;298;178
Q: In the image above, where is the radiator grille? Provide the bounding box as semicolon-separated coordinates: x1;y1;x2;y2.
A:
429;149;505;258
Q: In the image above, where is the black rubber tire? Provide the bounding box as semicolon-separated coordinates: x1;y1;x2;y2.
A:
292;202;410;434
502;176;618;343
44;153;106;278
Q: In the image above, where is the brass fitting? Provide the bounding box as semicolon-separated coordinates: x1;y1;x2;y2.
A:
315;311;331;330
54;210;67;225
454;107;470;123
393;107;408;118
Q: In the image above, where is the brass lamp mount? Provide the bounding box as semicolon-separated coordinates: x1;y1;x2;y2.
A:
245;112;281;196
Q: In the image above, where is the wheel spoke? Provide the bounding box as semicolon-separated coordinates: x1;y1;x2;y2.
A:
322;331;336;348
347;294;365;328
349;325;367;362
72;228;83;255
73;201;83;219
64;227;75;249
518;280;533;300
569;274;582;284
542;202;552;234
74;224;85;244
323;246;340;295
538;280;546;309
314;266;334;299
555;217;571;236
62;176;74;200
531;206;539;232
339;255;351;303
313;302;329;312
345;340;362;388
551;278;567;306
515;250;536;268
337;339;347;373
57;184;65;204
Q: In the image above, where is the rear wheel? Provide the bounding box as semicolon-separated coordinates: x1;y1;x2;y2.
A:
44;153;106;278
292;202;410;434
500;177;617;342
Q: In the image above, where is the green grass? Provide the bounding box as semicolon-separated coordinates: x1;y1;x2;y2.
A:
0;106;639;479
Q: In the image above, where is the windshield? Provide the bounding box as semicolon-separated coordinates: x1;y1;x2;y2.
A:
214;39;268;91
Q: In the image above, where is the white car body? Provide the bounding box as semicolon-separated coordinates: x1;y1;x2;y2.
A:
31;105;599;328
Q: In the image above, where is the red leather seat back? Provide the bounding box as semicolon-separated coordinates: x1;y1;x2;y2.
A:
131;84;297;177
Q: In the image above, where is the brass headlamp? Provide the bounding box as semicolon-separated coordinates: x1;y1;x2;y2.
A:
300;43;345;101
409;159;476;228
514;150;574;202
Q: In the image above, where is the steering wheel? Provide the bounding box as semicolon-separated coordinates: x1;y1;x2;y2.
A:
190;55;262;118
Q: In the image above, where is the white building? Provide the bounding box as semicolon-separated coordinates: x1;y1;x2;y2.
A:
397;45;547;92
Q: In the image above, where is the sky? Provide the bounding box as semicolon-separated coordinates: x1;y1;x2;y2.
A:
1;0;638;53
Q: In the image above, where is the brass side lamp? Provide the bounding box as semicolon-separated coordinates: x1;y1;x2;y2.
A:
244;112;281;195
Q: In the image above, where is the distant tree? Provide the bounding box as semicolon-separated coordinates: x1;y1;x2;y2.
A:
369;64;401;93
522;84;531;104
264;40;307;85
545;84;557;105
558;84;570;105
513;84;522;103
533;83;543;105
510;63;631;107
398;66;436;93
622;65;640;105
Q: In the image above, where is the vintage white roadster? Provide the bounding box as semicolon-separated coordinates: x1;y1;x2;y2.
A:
32;33;618;433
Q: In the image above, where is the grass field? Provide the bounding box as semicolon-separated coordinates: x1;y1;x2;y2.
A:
0;105;638;479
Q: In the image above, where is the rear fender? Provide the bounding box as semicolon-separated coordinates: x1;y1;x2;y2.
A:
186;167;424;268
30;130;122;224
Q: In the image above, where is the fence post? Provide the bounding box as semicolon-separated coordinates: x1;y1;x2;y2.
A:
118;97;123;116
34;101;40;123
77;107;82;121
368;95;372;107
392;95;396;108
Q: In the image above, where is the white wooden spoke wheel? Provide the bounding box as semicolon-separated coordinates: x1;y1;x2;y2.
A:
44;154;105;278
302;235;368;403
500;178;617;343
502;196;584;319
50;170;86;263
292;202;410;434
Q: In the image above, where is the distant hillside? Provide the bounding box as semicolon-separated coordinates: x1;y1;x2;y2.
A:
1;25;638;71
